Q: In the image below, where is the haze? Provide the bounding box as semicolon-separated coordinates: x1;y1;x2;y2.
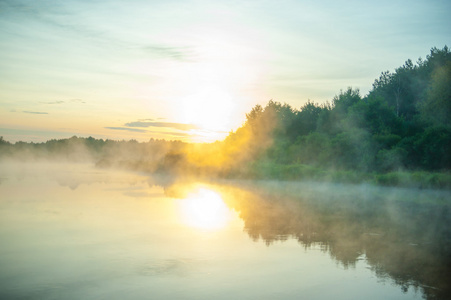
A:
1;2;450;299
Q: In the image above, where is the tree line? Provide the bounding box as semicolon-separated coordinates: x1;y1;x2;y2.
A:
218;46;450;185
1;46;450;187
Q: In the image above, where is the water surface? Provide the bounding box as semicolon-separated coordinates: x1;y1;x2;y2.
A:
0;163;450;299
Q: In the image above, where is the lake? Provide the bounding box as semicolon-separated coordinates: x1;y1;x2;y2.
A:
1;162;450;300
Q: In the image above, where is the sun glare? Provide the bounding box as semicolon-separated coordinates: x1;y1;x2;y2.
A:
178;188;232;230
181;86;235;131
144;27;267;143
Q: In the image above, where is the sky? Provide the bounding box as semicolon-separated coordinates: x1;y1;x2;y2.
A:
1;0;450;143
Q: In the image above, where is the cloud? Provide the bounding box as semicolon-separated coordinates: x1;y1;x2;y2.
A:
40;100;65;104
22;111;48;114
40;99;86;105
143;45;195;61
105;126;192;139
125;121;199;131
105;127;147;133
164;131;192;137
70;99;86;104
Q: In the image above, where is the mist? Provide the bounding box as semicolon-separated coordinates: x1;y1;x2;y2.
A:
5;48;450;186
1;46;450;299
1;162;450;299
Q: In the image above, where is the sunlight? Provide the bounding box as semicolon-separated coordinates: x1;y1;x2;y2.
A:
187;128;229;143
181;85;236;133
178;188;232;231
170;30;265;141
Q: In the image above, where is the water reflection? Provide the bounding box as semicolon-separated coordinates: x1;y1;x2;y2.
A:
212;182;451;300
177;187;232;230
1;164;450;300
162;180;451;299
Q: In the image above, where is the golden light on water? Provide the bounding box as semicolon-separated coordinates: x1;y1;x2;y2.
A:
178;188;232;230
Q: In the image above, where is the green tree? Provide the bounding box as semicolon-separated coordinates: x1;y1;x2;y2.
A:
332;87;362;113
288;101;322;138
346;97;402;135
414;126;451;170
419;61;451;127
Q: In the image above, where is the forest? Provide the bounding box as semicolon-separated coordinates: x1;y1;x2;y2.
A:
1;46;450;188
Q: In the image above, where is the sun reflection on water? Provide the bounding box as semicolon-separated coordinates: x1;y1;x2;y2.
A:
178;188;232;230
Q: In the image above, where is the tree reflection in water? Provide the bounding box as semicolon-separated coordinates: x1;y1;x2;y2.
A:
165;180;450;300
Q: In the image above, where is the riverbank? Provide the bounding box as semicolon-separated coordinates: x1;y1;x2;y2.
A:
235;162;451;190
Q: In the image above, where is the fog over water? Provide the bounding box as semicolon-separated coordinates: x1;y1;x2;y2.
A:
1;162;450;300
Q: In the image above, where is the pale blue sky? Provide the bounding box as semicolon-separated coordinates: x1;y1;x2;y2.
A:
1;0;450;142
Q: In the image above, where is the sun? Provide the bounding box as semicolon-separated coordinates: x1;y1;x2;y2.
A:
166;29;265;142
181;86;236;132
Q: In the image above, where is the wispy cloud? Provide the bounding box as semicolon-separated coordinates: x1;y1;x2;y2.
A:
165;131;192;137
125;121;199;131
105;126;192;138
105;127;147;133
2;1;195;63
70;99;86;104
40;100;64;104
40;99;86;105
23;110;48;114
143;45;195;61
